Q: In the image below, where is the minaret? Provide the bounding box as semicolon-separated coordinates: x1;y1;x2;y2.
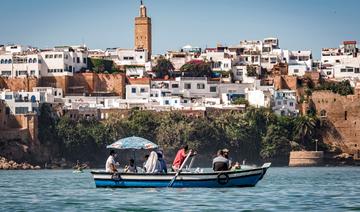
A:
135;0;152;58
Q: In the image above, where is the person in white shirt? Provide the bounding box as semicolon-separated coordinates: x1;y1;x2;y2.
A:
105;150;118;173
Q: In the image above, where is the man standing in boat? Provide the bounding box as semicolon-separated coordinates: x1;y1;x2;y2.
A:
172;145;196;171
106;150;118;173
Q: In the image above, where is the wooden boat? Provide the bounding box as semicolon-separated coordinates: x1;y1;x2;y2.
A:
91;163;271;188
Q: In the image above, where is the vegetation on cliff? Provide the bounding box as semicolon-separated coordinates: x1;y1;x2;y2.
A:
38;105;326;166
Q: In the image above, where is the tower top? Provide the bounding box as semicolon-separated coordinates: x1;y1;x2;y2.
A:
139;0;147;17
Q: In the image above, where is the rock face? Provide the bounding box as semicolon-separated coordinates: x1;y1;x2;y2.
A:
0;156;40;170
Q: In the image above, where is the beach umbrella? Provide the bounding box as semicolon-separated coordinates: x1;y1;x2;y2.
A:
106;136;158;171
106;136;158;150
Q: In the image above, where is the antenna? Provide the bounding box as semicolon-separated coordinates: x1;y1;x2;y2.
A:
140;0;143;5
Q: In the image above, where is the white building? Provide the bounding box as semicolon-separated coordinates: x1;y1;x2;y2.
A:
0;45;88;78
321;41;359;78
272;90;298;116
247;89;272;108
0;88;61;114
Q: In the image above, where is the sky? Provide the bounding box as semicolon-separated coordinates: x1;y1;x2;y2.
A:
0;0;359;58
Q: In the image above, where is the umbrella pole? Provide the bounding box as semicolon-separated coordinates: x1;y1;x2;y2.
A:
133;150;136;172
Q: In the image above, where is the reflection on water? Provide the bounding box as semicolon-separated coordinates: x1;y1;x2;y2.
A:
0;167;359;211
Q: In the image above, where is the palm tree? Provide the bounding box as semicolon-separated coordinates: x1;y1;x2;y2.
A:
294;115;318;148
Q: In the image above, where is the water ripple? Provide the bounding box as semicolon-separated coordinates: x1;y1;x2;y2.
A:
0;167;359;211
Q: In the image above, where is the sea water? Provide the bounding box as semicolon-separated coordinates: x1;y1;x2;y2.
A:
0;167;359;211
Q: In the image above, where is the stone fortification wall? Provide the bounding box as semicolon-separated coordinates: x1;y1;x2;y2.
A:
0;77;39;91
289;151;324;166
312;91;360;154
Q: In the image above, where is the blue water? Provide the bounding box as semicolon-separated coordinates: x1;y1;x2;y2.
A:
0;167;359;211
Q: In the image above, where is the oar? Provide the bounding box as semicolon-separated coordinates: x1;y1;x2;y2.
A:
168;150;192;187
187;154;196;171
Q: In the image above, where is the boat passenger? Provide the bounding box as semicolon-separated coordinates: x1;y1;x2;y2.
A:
157;151;167;174
231;162;241;171
222;149;232;169
144;150;161;173
172;145;196;171
124;159;137;173
105;150;118;173
143;154;149;172
212;150;229;171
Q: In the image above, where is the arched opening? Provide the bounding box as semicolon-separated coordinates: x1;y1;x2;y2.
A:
320;110;327;117
0;59;4;64
28;58;33;63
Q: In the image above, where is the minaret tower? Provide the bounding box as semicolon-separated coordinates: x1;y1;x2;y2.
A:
135;0;152;58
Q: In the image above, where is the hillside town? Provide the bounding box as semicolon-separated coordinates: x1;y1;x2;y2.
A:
1;2;360;168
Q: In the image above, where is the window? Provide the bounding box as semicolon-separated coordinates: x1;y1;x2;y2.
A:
171;84;179;88
1;71;11;76
8;59;12;63
289;102;294;107
15;107;29;114
5;95;12;100
30;70;35;75
77;57;80;63
210;86;217;92
197;83;205;89
174;100;178;103
54;54;58;59
33;58;37;63
131;88;136;93
49;55;53;59
320;110;327;117
0;59;4;64
140;56;143;59
165;100;170;105
294;69;299;73
277;101;281;105
340;68;346;72
184;83;191;89
236;71;243;76
140;88;146;93
347;68;353;72
355;68;360;73
28;58;33;63
83;58;87;64
45;55;49;59
327;71;332;75
345;111;347;120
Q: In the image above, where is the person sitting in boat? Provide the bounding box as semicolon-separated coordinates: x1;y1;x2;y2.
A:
172;145;196;172
124;159;137;173
144;150;161;173
143;154;149;172
157;151;167;174
231;162;241;171
105;150;118;173
222;149;232;169
212;149;229;171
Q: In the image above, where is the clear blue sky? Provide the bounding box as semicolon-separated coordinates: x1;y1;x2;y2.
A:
1;0;359;58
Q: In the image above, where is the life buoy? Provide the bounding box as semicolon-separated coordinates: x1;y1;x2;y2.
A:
217;173;229;185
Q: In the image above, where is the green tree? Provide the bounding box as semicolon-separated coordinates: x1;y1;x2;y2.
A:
180;60;212;77
232;97;249;106
261;125;291;159
153;57;174;78
293;115;318;148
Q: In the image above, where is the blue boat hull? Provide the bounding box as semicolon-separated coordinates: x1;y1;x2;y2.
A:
91;163;271;188
94;173;262;188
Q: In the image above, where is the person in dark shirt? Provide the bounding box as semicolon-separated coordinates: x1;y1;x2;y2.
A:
212;149;229;171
